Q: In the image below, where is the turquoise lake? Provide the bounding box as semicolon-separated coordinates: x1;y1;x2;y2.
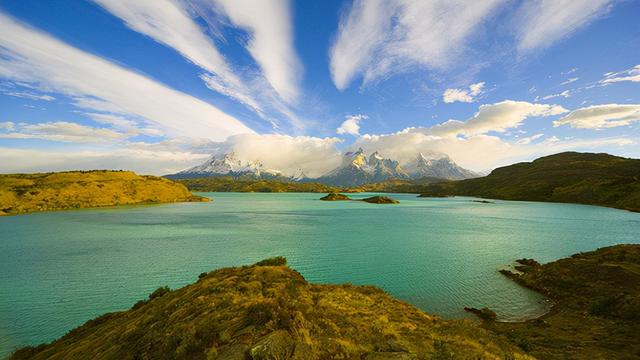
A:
2;192;640;357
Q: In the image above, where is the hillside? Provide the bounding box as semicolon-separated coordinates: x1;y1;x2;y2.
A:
10;257;530;360
419;152;640;212
0;170;208;216
176;177;339;193
484;244;640;359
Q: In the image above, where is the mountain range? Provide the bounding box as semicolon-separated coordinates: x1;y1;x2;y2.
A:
170;149;478;186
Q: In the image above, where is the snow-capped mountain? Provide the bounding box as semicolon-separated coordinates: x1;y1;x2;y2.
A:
168;149;478;185
404;152;479;180
170;153;283;179
315;148;409;186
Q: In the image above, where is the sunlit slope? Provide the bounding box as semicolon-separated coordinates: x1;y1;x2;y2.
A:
0;170;208;216
420;152;640;211
10;257;530;360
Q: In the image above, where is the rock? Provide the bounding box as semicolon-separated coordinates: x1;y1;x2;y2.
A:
464;307;497;321
362;196;399;204
320;193;351;201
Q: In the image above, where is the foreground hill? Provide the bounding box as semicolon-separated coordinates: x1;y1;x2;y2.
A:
11;257;529;360
486;244;640;359
0;170;208;216
419;152;640;212
176;177;338;193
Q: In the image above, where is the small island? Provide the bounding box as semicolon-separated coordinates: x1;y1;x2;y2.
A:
0;170;208;216
319;192;351;201
320;193;400;204
362;195;400;204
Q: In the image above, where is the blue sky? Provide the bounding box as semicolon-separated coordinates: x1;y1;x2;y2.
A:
0;0;638;176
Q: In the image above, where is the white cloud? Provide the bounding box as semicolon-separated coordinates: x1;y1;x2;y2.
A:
516;133;544;145
0;121;129;143
601;64;640;84
427;100;567;137
207;0;302;104
85;113;164;137
553;104;640;129
337;114;367;136
329;0;504;90
516;0;612;52
92;0;262;114
0;121;15;131
537;90;571;101
561;77;579;85
2;91;55;101
0;146;209;176
443;82;485;103
0;11;254;141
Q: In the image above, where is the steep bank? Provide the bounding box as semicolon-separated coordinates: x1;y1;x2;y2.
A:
483;244;640;359
11;257;529;360
419;152;640;212
0;170;208;216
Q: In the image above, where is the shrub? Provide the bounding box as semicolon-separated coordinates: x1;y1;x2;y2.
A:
255;257;287;267
149;286;171;300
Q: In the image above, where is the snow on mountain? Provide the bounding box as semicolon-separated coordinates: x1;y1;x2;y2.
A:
404;152;479;180
173;153;283;179
315;148;409;186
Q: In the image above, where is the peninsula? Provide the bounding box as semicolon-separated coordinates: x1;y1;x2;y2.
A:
0;170;208;216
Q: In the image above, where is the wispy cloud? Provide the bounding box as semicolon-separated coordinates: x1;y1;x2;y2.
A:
0;121;129;143
601;64;640;84
329;0;504;90
443;82;485;103
0;11;254;141
209;0;302;104
2;91;55;101
561;77;579;85
337;114;367;136
553;104;640;129
516;0;613;52
536;90;571;101
92;0;261;113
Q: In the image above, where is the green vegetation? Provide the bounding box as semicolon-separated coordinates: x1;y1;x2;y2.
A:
345;177;443;193
362;195;400;204
481;244;640;359
11;258;530;360
319;193;351;201
419;152;640;212
176;177;338;193
0;170;208;216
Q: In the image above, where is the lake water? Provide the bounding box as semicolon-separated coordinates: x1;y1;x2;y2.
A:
1;192;640;357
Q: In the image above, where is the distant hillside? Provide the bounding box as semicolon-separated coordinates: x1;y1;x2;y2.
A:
486;244;640;359
345;177;444;193
177;177;338;193
0;170;208;216
419;152;640;212
10;257;529;360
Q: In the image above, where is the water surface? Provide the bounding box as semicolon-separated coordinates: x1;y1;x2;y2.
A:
1;193;639;357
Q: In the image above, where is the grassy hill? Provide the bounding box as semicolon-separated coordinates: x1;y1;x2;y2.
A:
0;170;208;216
176;177;339;193
10;257;530;360
419;152;640;212
484;244;640;359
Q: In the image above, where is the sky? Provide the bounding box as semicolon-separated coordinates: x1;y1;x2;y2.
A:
0;0;639;177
